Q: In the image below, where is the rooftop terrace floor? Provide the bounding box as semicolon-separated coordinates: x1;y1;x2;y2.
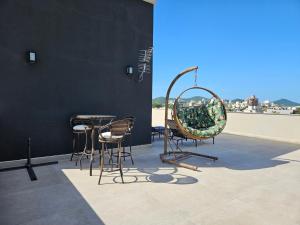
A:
1;134;300;225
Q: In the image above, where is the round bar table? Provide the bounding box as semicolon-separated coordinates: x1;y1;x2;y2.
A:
76;115;116;176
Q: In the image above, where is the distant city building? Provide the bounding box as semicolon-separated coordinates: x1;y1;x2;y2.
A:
188;100;196;107
172;95;299;115
244;95;262;113
247;95;258;107
263;100;271;107
265;108;294;115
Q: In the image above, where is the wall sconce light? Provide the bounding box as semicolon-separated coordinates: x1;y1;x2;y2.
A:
126;65;134;77
26;50;37;64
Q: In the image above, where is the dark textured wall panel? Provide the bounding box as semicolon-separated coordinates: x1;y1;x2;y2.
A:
0;0;153;161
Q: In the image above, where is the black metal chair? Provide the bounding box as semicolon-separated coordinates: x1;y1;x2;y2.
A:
70;115;91;165
97;118;131;185
167;119;214;147
167;119;199;148
151;126;165;141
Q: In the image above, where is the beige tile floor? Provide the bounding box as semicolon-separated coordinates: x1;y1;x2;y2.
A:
1;134;300;225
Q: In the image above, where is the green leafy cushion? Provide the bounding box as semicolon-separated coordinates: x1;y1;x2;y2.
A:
176;98;226;138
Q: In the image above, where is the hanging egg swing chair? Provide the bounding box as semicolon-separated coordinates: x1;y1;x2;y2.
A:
160;66;227;171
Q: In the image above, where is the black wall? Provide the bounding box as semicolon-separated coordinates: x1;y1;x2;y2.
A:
0;0;153;161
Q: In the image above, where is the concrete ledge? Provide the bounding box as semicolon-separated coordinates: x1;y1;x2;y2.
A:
224;112;300;144
152;108;300;145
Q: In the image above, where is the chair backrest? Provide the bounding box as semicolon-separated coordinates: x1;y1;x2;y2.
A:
123;116;135;132
167;119;178;130
110;119;131;136
167;119;186;138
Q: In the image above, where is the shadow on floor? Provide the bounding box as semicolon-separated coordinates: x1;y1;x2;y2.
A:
152;133;300;171
64;133;300;186
1;133;299;225
0;166;105;225
64;157;199;186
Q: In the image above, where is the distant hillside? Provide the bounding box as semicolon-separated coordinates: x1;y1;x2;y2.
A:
152;96;208;106
152;97;166;105
187;96;209;102
273;99;300;107
153;97;300;107
231;98;244;103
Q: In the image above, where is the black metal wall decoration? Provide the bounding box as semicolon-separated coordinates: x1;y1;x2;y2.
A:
138;46;153;82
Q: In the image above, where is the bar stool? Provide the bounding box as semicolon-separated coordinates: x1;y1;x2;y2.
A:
70;115;91;165
109;116;135;165
97;118;131;185
121;116;135;165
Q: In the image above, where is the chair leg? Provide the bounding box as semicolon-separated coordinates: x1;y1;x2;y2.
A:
110;148;114;171
129;136;132;152
75;134;80;166
98;143;105;185
108;144;112;164
77;133;86;168
79;152;84;170
123;146;126;161
129;147;134;165
110;148;114;162
70;133;76;161
85;130;89;159
118;142;124;184
129;136;134;165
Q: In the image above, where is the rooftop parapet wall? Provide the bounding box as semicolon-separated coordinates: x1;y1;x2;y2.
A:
224;112;300;144
152;108;300;144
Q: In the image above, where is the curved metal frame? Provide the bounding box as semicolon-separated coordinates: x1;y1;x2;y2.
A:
173;86;227;140
161;66;226;171
163;66;198;154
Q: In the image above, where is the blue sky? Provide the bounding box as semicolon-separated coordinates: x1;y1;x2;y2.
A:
152;0;300;102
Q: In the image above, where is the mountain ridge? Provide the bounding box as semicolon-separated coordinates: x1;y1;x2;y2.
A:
152;96;208;105
153;97;300;107
273;99;300;107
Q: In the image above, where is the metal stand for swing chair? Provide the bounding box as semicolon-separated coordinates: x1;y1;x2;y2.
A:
160;66;220;171
161;135;218;171
0;137;58;181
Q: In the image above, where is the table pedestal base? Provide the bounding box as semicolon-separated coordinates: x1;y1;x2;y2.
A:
0;138;58;181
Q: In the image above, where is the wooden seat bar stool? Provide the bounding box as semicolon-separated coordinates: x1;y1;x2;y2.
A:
97;118;132;185
109;116;135;165
121;116;135;165
70;115;91;165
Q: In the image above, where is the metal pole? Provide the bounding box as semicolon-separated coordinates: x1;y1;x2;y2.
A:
27;137;31;165
163;66;198;154
26;137;37;180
